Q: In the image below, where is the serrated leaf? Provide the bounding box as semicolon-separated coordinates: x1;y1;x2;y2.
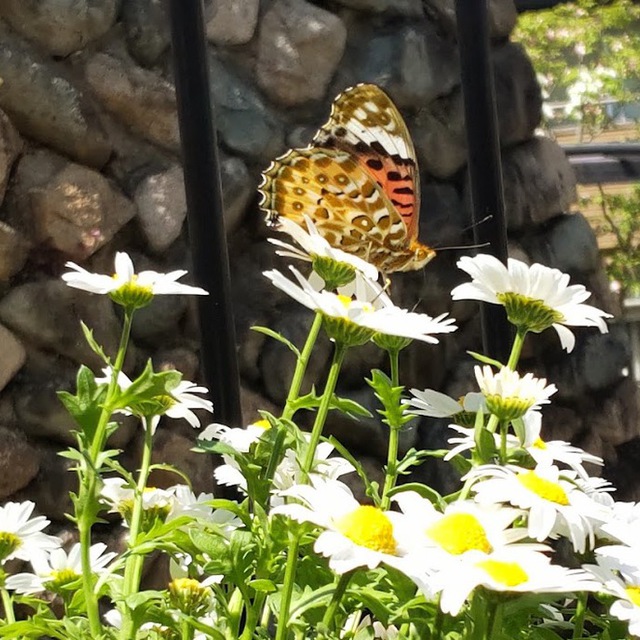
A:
81;321;111;366
251;325;301;358
366;369;412;429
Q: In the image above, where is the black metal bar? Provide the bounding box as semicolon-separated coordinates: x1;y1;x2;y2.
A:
563;143;640;156
168;0;243;427
455;0;512;363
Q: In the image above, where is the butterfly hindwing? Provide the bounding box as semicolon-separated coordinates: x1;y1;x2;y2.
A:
259;147;410;259
313;84;421;241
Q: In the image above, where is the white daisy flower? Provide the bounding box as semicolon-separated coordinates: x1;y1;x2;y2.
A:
519;410;603;479
100;478;175;525
0;501;60;564
97;367;213;431
272;479;412;574
451;254;611;352
200;420;272;492
475;365;556;421
433;548;599;616
5;542;116;594
62;251;207;309
586;552;640;637
406;389;485;419
468;463;609;553
269;215;380;283
264;266;378;347
167;485;214;521
598;501;640;545
393;492;535;566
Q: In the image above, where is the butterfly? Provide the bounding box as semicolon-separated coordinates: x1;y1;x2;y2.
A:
258;84;435;274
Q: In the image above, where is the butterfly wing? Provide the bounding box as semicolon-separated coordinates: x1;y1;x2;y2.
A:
313;84;421;242
258;147;410;262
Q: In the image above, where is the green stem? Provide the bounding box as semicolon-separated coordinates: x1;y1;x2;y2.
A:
275;535;300;640
506;327;527;371
470;590;495;640
388;348;400;387
181;618;194;640
572;592;588;639
432;594;444;639
381;424;400;511
302;343;347;474
499;420;508;464
120;417;155;639
321;572;353;630
78;309;134;637
282;312;323;421
1;588;15;624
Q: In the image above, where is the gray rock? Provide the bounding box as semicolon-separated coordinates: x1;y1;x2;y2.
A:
0;323;26;392
153;347;200;382
85;53;180;152
122;0;171;67
7;150;136;260
0;280;125;370
592;377;640;448
131;293;188;346
411;89;467;179
0;222;30;281
0;426;39;500
208;54;285;162
256;0;347;106
499;137;577;231
348;22;459;109
0;0;118;57
11;442;75;521
218;155;254;233
493;43;542;146
205;0;259;46
331;0;423;15
0;24;111;168
135;165;187;253
0;109;22;203
524;213;600;276
580;327;630;393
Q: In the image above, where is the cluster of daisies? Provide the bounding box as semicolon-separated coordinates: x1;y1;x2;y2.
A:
1;218;639;638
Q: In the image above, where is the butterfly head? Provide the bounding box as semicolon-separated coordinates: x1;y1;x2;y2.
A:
408;241;436;271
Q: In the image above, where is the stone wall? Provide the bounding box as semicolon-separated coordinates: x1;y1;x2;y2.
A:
0;0;638;527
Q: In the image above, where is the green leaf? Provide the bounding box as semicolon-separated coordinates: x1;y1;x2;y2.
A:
251;325;301;358
248;579;277;593
388;483;446;509
80;321;111;366
467;350;504;368
366;369;412;429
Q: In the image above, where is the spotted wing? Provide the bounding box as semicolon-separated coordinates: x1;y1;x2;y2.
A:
258;147;410;262
313;84;421;241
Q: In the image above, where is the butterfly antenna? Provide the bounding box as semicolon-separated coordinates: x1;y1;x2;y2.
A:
461;214;493;236
435;241;491;252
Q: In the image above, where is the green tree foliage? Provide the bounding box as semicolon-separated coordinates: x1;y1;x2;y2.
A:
514;0;640;140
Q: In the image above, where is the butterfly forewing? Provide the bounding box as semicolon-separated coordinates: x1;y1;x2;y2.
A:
312;84;421;241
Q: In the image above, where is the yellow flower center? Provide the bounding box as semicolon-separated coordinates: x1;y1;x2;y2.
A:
45;568;81;592
517;471;569;505
532;438;547;450
475;559;528;586
426;513;492;555
253;419;271;430
169;577;211;614
335;505;397;555
626;586;640;607
0;531;21;562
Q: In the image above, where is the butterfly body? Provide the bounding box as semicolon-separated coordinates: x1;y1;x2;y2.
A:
259;84;434;273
